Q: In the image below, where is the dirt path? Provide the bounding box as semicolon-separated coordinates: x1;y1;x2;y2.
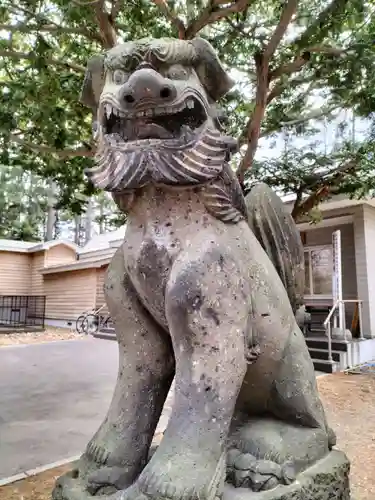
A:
317;372;375;500
0;327;87;346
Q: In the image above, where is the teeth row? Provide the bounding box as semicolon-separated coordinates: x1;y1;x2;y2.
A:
102;98;196;120
104;103;126;119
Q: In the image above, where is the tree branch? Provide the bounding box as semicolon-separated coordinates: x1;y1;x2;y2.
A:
185;0;254;40
0;23;102;43
257;105;339;140
237;52;269;184
236;0;298;183
0;49;85;72
94;0;117;48
264;0;299;58
9;134;95;159
291;159;357;219
270;52;310;80
292;0;351;49
151;0;186;39
110;0;123;20
279;105;340;127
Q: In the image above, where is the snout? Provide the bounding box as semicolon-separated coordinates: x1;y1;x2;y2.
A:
118;68;177;109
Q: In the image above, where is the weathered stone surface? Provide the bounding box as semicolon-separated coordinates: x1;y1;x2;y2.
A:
224;450;350;500
53;37;349;500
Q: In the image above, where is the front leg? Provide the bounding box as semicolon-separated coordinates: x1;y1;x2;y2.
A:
123;247;250;500
53;246;175;499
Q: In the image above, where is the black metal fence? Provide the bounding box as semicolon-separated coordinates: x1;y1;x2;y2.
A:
0;295;46;330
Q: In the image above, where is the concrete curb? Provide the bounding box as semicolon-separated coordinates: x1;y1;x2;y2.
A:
0;338;89;349
0;455;80;487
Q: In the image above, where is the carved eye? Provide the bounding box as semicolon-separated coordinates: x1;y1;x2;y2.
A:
166;65;189;80
113;69;127;85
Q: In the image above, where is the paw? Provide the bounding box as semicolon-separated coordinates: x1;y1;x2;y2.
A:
226;449;296;491
86;441;110;465
87;466;132;495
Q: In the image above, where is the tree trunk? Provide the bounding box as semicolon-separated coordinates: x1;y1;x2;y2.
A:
85;197;94;243
45;179;56;241
74;215;82;245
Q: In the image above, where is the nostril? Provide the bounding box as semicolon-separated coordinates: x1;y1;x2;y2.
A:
160;86;172;99
124;94;135;104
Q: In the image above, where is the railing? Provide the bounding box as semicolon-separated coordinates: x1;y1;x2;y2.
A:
0;295;46;331
323;299;363;364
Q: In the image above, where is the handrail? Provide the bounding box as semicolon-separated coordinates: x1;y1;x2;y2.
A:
323;299;364;366
323;300;340;328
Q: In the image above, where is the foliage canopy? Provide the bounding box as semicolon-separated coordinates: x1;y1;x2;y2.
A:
0;0;374;220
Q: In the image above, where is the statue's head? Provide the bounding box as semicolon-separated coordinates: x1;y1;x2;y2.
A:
81;38;235;191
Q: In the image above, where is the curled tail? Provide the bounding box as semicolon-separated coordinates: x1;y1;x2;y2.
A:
245;183;304;314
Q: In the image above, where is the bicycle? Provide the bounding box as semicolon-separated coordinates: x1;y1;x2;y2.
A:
76;305;112;335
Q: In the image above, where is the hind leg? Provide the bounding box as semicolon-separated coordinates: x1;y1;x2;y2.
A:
227;323;334;491
53;246;174;498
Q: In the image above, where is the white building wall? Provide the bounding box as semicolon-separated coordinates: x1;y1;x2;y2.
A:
353;206;375;338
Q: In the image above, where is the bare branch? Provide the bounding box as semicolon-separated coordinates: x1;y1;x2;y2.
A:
9;134;94;159
151;0;186;39
264;0;299;58
0;22;102;43
0;49;85;72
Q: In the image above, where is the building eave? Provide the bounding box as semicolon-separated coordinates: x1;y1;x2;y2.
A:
41;258;111;275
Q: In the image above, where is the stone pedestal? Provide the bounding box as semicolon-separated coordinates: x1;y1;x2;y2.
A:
224;450;350;500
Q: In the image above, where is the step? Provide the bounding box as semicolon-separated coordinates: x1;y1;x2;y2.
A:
93;331;116;341
100;327;115;334
308;348;342;362
311;358;340;373
305;337;349;352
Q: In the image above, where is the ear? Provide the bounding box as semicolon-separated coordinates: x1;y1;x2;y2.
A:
191;37;234;102
79;54;105;112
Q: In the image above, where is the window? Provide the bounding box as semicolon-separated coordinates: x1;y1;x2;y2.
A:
304;246;333;297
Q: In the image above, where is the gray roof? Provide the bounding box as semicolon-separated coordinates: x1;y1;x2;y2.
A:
0;239;78;253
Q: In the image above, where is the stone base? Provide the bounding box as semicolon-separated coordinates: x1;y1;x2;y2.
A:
223;450;350;500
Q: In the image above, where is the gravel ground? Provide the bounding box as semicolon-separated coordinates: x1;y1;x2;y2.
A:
317;372;375;500
0;327;87;346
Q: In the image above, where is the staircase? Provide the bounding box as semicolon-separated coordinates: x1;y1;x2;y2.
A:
304;336;350;373
94;306;363;374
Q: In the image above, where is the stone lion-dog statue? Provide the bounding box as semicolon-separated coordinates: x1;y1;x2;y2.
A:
53;37;350;500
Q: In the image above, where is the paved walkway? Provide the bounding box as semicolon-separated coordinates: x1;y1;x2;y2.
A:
0;339;119;479
0;338;175;480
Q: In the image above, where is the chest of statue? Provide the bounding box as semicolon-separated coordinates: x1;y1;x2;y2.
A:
123;220;181;327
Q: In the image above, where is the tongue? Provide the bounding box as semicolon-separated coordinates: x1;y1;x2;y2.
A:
137;123;174;140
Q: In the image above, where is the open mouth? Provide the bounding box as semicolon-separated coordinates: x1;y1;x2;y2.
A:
100;96;208;144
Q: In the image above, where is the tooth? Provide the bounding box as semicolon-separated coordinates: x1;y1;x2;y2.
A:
113;108;119;116
136;111;145;117
146;110;153;117
187;99;194;109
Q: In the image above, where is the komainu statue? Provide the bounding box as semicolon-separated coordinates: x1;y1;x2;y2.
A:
53;38;350;500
